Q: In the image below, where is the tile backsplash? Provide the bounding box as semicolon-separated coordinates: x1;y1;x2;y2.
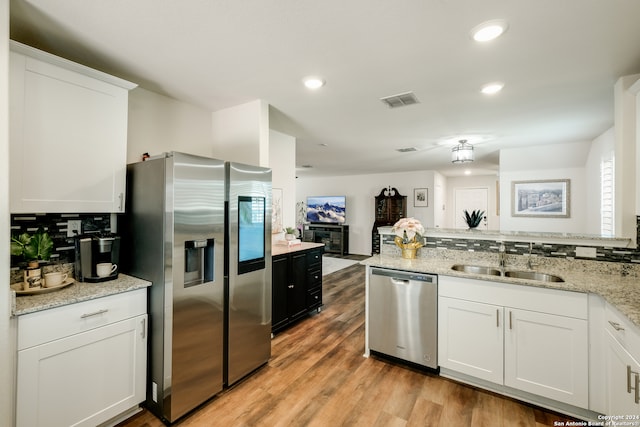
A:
381;216;640;264
10;213;113;269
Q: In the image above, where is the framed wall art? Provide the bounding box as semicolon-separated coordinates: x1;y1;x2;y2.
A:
511;179;570;218
413;188;428;207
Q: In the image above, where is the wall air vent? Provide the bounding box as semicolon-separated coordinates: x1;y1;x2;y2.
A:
396;147;418;153
380;91;420;108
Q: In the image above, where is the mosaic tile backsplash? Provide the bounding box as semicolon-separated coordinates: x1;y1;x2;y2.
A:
10;213;113;282
381;216;640;264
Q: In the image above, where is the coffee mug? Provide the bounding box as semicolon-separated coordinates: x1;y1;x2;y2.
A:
96;263;117;277
44;272;68;287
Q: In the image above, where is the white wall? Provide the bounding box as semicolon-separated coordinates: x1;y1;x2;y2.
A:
127;87;214;163
296;170;438;255
269;129;296;234
1;0;15;424
211;99;269;167
499;141;591;233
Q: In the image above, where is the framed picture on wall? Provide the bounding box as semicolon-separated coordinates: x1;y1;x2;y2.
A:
413;188;428;207
511;179;570;218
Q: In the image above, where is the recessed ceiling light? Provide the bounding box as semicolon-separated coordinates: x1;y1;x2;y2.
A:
481;82;504;95
471;19;508;42
303;76;325;90
464;170;472;175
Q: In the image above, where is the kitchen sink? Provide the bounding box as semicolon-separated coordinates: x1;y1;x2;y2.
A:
504;270;564;282
451;264;502;276
451;264;564;283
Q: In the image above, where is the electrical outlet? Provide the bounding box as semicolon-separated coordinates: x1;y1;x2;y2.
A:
152;382;158;402
67;220;82;237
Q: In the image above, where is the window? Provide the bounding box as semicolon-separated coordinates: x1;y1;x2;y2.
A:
601;157;614;236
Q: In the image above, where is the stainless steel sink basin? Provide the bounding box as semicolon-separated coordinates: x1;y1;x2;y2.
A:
451;264;564;283
451;264;502;276
504;270;564;282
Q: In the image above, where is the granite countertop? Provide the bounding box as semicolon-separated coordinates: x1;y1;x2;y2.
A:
11;273;151;316
362;250;640;329
272;242;324;257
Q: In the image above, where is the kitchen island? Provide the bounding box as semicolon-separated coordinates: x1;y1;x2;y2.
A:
362;249;640;419
362;250;640;327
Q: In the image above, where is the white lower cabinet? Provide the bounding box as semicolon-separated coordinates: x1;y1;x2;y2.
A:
438;276;589;409
16;290;147;427
504;308;588;406
602;302;640;416
438;297;503;384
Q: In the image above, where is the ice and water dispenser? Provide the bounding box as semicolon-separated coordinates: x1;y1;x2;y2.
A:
184;238;215;287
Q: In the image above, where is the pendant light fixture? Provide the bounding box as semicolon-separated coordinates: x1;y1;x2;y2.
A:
451;140;474;163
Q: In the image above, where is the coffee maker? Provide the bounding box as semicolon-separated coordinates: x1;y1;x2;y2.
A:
75;234;120;282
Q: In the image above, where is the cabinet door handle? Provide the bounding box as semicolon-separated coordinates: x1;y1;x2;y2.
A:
141;317;147;339
80;308;108;319
496;309;500;327
609;320;625;331
636;372;640;404
509;311;513;330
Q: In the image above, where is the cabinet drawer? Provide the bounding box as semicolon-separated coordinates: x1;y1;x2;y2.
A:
308;289;322;309
308;268;322;290
307;249;322;268
18;289;147;350
605;303;640;358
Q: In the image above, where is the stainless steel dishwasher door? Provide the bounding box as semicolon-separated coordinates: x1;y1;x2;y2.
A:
369;267;438;369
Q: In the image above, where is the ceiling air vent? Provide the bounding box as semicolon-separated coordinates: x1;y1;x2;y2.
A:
380;91;420;108
396;147;418;153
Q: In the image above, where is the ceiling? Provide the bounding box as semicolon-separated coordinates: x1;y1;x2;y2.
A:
9;0;640;178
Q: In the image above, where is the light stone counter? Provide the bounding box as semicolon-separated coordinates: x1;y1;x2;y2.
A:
362;249;640;328
272;241;324;257
11;273;151;316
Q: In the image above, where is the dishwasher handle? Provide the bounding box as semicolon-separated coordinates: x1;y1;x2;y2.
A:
371;267;437;284
390;278;411;285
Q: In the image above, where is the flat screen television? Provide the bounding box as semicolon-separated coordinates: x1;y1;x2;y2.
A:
306;196;346;224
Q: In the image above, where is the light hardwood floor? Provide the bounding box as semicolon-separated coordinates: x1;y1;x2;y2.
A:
117;262;579;427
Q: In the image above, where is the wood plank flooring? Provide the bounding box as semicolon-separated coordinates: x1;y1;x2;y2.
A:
117;261;579;427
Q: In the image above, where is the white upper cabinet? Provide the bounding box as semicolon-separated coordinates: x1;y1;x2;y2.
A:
9;41;137;213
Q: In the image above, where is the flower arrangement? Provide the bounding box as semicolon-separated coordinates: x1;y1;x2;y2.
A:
391;217;425;259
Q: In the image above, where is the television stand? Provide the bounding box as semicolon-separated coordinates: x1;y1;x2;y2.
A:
303;224;349;256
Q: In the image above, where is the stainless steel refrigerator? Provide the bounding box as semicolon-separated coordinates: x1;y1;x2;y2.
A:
122;153;271;423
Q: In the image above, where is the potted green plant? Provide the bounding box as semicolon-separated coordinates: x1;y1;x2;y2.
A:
463;209;485;229
284;227;298;241
11;227;54;265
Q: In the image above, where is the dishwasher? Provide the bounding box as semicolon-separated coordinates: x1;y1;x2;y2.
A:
368;267;438;369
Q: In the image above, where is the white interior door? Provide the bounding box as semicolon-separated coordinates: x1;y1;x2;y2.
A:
454;187;489;229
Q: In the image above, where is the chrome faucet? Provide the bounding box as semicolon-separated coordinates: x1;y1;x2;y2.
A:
527;242;538;270
498;243;506;269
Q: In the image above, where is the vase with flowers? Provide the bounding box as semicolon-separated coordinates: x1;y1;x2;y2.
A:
391;217;425;259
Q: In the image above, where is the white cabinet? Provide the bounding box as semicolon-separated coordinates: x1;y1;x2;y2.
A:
504;308;588;405
438;297;503;384
603;303;640;416
16;290;147;427
438;276;589;408
9;41;136;213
